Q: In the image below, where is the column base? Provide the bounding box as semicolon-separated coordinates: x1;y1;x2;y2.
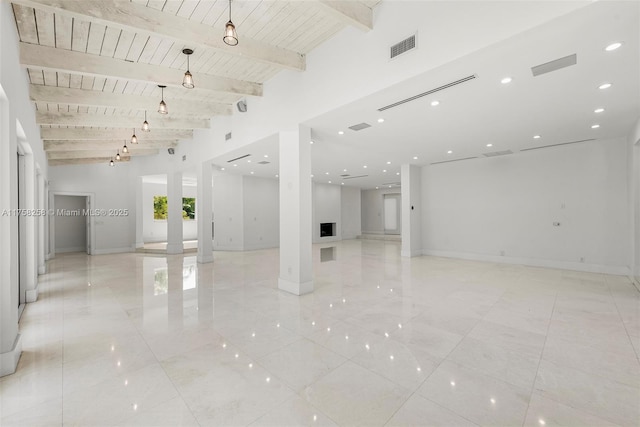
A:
166;243;183;254
0;334;22;377
38;264;46;275
197;253;214;264
401;249;422;258
278;278;313;295
26;288;38;303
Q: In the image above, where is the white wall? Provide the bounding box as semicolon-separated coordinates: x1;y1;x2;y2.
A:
142;181;197;243
341;186;361;239
629;119;640;284
243;176;279;250
54;195;86;253
361;188;402;235
422;138;630;275
313;183;342;243
212;174;244;250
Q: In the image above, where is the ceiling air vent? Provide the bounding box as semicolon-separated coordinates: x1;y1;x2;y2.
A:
227;154;250;163
349;122;371;131
343;175;368;180
390;34;416;59
521;138;595;152
381;182;401;186
257;161;270;165
532;54;577;77
225;132;232;141
340;174;350;177
378;75;477;112
483;150;513;158
430;157;477;165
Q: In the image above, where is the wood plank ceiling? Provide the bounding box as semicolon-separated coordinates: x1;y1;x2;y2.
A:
10;0;381;166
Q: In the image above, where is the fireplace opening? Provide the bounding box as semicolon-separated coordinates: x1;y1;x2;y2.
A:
320;222;336;237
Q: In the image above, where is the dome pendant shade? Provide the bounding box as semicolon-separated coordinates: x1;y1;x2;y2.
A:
223;21;238;46
109;158;115;166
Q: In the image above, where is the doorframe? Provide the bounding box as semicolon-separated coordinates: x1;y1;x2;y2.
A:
49;191;96;257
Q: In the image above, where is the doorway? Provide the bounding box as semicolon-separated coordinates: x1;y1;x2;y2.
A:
383;193;401;235
53;195;90;254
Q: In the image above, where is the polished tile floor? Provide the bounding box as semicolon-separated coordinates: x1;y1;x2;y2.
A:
1;239;639;426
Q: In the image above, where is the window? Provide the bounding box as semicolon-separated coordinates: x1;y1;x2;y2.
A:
153;196;196;220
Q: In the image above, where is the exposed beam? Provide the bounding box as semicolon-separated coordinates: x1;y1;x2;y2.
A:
37;111;209;129
12;0;305;72
30;85;232;116
49;157;131;166
47;149;160;159
317;1;373;32
21;43;262;97
44;140;178;151
40;127;191;140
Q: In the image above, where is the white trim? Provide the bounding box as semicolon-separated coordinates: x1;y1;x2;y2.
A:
55;246;86;253
0;334;22;377
422;249;630;276
278;278;314;295
91;247;132;255
401;249;422;258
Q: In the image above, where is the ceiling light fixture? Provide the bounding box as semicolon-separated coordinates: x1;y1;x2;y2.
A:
157;85;168;114
431;100;440;106
377;118;385;123
605;42;622;51
338;131;344;135
310;140;314;144
594;108;605;113
413;156;418;160
501;77;512;84
591;124;600;129
486;143;493;147
223;0;238;46
123;140;129;153
447;150;452;154
182;49;195;89
109;158;114;167
116;150;121;161
533;135;541;139
141;111;150;132
131;129;138;144
598;83;612;90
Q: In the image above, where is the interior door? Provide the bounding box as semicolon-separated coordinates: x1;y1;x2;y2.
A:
383;193;401;235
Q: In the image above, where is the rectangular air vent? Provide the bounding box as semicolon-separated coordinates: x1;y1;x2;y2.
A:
225;132;232;141
348;122;371;131
378;75;477;112
343;175;368;180
483;150;513;157
227;154;250;163
381;182;401;186
390;34;416;59
257;161;270;165
521;138;595;152
532;54;577;77
340;174;350;177
430;157;477;165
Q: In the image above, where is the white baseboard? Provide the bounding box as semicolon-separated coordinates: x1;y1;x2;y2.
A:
38;264;46;275
401;249;422;258
91;247;133;255
0;334;22;377
26;288;38;303
55;246;86;253
278;278;313;295
422;249;630;276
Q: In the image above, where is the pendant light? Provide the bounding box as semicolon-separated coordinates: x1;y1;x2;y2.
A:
141;110;150;132
223;0;238;46
158;85;168;114
182;48;195;89
123;140;129;154
109;158;115;167
116;150;121;161
131;129;138;144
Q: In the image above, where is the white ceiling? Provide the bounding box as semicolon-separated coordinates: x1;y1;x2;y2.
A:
216;0;639;189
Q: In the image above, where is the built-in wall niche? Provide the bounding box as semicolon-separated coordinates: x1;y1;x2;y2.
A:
320;222;336;237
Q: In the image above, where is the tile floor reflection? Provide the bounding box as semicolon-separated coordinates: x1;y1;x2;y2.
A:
1;239;639;426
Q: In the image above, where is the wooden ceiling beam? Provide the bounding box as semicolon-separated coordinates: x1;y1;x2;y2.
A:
49;157;131;166
30;85;232;116
40;127;191;140
12;0;305;71
317;1;373;32
47;149;160;159
37;111;209;129
20;42;262;97
44;140;178;151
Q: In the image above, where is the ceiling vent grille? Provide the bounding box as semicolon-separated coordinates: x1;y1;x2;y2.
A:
340;174;350;177
390;34;416;59
227;154;250;163
378;74;477;112
381;182;401;186
348;122;371;131
430;156;477;165
532;54;577;77
225;132;232;141
521;138;595;152
257;160;270;165
343;175;368;180
483;150;513;157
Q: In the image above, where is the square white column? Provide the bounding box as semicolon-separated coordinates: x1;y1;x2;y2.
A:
401;164;423;257
278;126;313;295
135;176;144;249
37;171;46;275
166;172;183;254
197;161;213;264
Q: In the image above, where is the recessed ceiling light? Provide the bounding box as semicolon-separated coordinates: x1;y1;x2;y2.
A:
221;167;225;170
310;140;314;144
594;108;605;113
325;172;329;175
413;156;418;160
250;171;254;174
375;187;379;189
501;77;512;84
328;181;332;184
388;185;392;188
341;182;344;185
363;165;367;168
311;174;314;178
533;135;541;139
275;174;279;178
338;131;344;135
486;143;493;147
396;172;400;176
605;42;622;51
383;170;387;173
598;83;612;90
343;169;347;172
264;155;268;158
377;118;385;123
431;100;440;106
447;150;453;154
386;161;391;164
247;159;251;163
233;164;237;167
591;124;600;129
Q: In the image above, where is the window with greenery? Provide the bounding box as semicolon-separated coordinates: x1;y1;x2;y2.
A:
153;196;196;220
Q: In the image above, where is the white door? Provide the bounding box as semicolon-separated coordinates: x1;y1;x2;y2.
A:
383;194;401;235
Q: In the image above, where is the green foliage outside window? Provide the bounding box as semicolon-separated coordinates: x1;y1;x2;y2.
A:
153;196;196;220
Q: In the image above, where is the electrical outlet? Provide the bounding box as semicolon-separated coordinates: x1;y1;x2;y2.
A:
553;222;561;226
